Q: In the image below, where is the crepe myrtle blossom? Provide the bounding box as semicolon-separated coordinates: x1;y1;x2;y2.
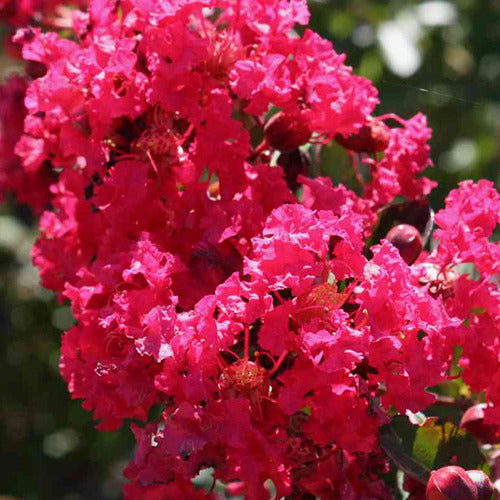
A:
0;0;498;498
0;0;87;27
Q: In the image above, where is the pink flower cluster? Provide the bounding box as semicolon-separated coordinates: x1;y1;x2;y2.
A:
0;74;53;212
0;0;499;498
0;0;86;27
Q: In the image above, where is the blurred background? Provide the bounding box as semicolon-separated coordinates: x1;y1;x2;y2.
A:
0;1;498;498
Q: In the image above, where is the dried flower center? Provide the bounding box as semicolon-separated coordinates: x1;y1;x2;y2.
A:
131;125;179;164
222;360;269;397
294;282;348;325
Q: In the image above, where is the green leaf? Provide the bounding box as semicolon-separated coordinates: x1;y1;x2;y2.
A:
389;414;485;472
380;424;430;485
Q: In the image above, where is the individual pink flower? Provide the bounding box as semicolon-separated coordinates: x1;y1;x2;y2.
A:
365;113;436;207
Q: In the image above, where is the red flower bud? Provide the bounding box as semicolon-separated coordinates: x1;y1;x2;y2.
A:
466;470;494;500
26;60;47;79
460;404;500;444
334;117;391;153
426;466;478;500
386;223;423;264
277;149;310;191
264;112;312;152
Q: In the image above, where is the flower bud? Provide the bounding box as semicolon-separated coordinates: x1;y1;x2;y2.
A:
426;466;478;500
26;60;47;79
466;470;494;500
277;149;310;191
460;404;500;444
264;112;312;152
386;223;423;264
334;117;390;153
